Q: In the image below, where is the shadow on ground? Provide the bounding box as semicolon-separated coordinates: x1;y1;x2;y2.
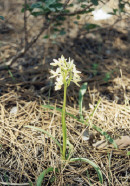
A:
0;26;129;106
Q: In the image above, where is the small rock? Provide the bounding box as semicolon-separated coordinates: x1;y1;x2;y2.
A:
10;106;18;114
92;9;112;21
82;129;89;141
105;50;111;55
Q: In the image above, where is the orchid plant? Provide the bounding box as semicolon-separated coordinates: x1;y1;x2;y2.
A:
25;55;103;185
50;55;81;159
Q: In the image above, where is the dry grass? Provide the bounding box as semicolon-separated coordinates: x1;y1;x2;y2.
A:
0;89;129;185
0;1;130;185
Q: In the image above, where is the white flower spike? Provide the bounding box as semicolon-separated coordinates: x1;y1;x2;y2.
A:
50;55;81;90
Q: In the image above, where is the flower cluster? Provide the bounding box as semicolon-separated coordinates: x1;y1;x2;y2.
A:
50;55;81;90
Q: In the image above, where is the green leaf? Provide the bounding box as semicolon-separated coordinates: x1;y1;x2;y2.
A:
31;2;43;9
86;170;92;185
108;9;118;15
31;11;44;17
113;9;118;14
42;101;117;149
0;16;4;20
21;8;25;13
68;4;74;7
83;23;100;31
21;4;30;12
43;35;49;39
8;70;15;81
45;0;56;6
66;139;74;160
73;21;78;25
79;82;88;97
53;28;60;32
59;29;66;35
81;4;87;8
24;126;62;154
54;22;62;26
92;125;118;149
127;151;130;156
77;0;87;2
36;167;58;186
52;3;64;11
42;105;80;121
77;15;80;20
104;72;111;82
83;8;94;14
56;16;66;21
48;7;55;12
119;3;125;11
70;158;103;184
92;63;98;76
63;9;70;13
92;63;98;70
79;83;88;121
78;9;94;14
90;0;98;6
44;0;64;12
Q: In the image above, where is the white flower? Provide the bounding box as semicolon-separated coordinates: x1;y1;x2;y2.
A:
73;65;81;74
55;76;63;90
50;55;81;90
50;55;67;67
50;68;61;78
68;58;74;69
72;75;81;86
50;59;61;66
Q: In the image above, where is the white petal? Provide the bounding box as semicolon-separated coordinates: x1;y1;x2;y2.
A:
56;75;63;84
73;65;81;74
55;84;62;90
50;68;61;78
55;78;63;90
50;59;60;66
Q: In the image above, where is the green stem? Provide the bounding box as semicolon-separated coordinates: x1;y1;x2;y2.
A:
62;83;67;159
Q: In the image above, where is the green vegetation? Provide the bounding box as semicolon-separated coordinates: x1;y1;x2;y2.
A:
25;56;119;185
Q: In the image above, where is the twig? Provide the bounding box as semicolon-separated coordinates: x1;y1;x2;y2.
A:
0;0;73;69
62;3;93;16
24;0;28;50
0;182;30;186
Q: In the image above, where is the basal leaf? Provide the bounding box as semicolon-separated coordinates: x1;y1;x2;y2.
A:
92;125;118;149
24;126;62;153
79;83;88;121
42;101;117;149
70;158;103;184
36;167;58;186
